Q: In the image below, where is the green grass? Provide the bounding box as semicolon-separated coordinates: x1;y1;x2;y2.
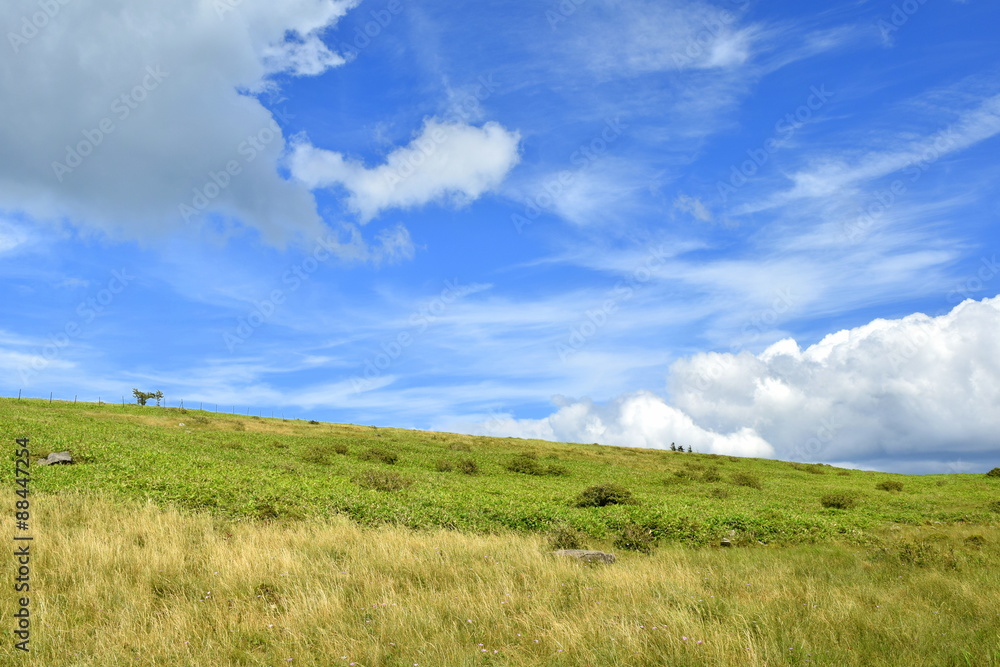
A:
2;398;1000;665
2;397;998;543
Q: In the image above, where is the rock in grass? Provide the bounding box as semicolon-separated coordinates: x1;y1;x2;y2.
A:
720;538;733;547
551;549;616;564
37;451;74;466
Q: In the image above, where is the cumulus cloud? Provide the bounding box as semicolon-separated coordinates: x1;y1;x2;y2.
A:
0;0;358;245
479;391;775;457
476;296;1000;471
290;118;521;221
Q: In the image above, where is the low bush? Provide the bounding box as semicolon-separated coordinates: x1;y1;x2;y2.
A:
820;493;857;509
987;501;1000;513
548;525;587;550
701;468;722;483
456;458;479;475
876;480;904;492
613;524;657;554
300;444;338;465
435;459;454;472
308;420;320;425
574;484;636;508
730;473;763;490
506;454;544;475
332;442;348;455
709;487;730;499
353;469;412;492
545;464;570;476
987;468;1000;478
358;447;399;465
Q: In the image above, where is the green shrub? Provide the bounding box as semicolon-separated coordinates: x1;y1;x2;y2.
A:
876;480;904;492
548;525;587;550
987;468;1000;478
506;454;544;475
820;493;856;509
332;442;348;455
613;524;657;554
308;420;320;425
709;487;730;499
987;501;1000;513
300;444;338;465
574;484;636;507
435;459;454;472
456;458;479;475
353;469;412;492
730;473;763;490
545;464;570;476
358;447;399;465
701;468;722;483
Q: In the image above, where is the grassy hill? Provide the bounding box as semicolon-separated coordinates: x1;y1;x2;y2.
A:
2;398;999;665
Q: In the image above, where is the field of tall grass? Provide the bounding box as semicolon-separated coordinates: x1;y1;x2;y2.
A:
2;398;999;664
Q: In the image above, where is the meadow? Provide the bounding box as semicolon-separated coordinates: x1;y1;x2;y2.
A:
2;398;999;665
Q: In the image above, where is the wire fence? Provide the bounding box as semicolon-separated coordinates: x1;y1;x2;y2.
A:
6;389;304;421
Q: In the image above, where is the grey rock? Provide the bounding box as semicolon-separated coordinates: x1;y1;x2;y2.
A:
720;538;733;547
551;549;616;564
37;451;74;466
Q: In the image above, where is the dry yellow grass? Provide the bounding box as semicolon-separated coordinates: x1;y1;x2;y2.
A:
2;491;998;665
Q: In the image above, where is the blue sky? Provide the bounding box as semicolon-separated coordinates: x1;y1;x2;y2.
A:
2;0;999;473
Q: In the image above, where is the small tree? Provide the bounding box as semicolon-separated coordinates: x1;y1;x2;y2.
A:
670;443;677;451
687;446;693;453
132;389;161;406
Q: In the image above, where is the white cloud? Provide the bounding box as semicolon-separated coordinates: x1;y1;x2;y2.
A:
476;391;775;457
673;193;713;222
0;0;359;245
572;0;759;75
290;118;521;221
0;219;29;253
744;93;1000;212
473;296;1000;470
